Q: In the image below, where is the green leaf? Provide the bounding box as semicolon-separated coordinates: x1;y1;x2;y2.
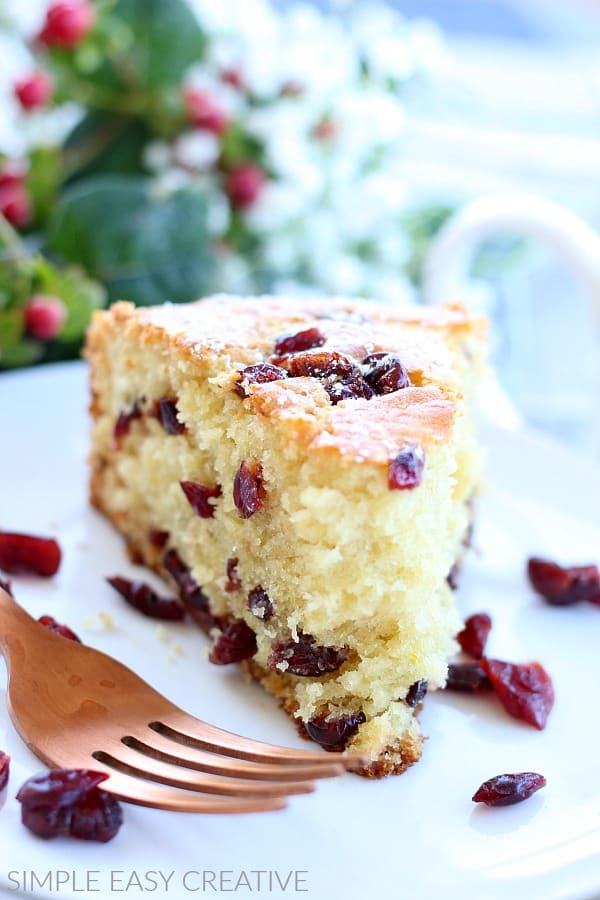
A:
63;111;151;183
0;340;43;369
106;0;206;89
27;147;62;225
46;175;216;306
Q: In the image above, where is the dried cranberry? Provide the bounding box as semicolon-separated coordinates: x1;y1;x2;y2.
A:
0;751;9;791
362;352;411;394
273;327;326;356
107;576;185;621
235;363;288;398
16;769;122;842
445;662;493;692
267;632;348;677
323;376;375;405
113;402;142;447
388;446;425;490
0;531;61;576
481;658;554;730
233;460;264;518
406;679;428;708
162;549;218;633
527;557;600;606
274;349;357;380
38;615;81;642
247;585;273;620
154;397;185;435
209;619;257;664
472;772;546;807
304;711;366;750
225;557;241;592
457;613;492;659
149;529;169;549
180;480;222;518
0;576;13;596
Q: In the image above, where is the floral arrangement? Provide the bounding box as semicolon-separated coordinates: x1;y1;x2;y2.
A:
0;0;452;368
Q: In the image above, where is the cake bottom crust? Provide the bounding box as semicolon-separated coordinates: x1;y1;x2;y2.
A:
240;658;424;778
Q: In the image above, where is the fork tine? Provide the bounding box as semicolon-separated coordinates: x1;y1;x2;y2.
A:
124;732;347;781
92;746;316;798
99;770;288;814
154;715;369;770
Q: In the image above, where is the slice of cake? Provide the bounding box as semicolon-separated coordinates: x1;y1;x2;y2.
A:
86;294;486;777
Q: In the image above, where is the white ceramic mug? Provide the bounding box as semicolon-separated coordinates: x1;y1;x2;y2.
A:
422;192;600;323
421;192;600;451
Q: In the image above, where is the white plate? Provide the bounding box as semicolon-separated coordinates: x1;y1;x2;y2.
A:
1;361;599;900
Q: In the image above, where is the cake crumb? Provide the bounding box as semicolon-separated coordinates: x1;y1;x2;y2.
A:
82;611;115;633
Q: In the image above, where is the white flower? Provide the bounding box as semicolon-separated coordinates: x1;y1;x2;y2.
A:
173;130;221;171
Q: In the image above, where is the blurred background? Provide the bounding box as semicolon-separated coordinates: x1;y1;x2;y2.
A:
0;0;599;456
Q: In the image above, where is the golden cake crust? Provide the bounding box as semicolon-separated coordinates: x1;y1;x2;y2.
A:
87;294;484;464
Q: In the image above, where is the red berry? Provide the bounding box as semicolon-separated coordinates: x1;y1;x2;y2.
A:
472;772;546;807
457;612;492;659
481;658;554;730
209;620;257;665
183;88;229;136
0;531;61;577
0;751;10;791
14;71;53;110
38;615;81;643
0;185;31;228
0;161;27;189
221;67;244;90
38;1;95;48
24;295;66;341
225;163;266;210
388;445;425;490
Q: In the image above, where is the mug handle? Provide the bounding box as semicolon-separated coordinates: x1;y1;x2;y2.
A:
422;192;600;322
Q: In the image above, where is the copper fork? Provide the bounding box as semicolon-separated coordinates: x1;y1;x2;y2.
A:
0;587;366;814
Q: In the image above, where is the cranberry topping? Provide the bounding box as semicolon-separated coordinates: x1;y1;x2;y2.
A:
447;563;460;590
149;529;170;549
362;352;411;395
107;576;185;621
0;751;10;791
445;662;493;692
304;711;366;750
247;585;273;620
234;363;288;398
472;772;546;807
388;446;425;490
209;619;257;664
267;632;349;677
233;460;264;518
481;658;554;730
273;349;357;380
273;327;326;356
457;613;492;659
225;557;241;592
38;615;81;642
323;376;375;405
162;549;219;632
406;679;428;708
154;397;186;435
180;480;222;518
113;402;142;447
16;769;122;842
0;531;61;577
0;576;13;596
527;557;600;606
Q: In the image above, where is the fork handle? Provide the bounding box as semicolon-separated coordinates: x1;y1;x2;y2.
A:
0;586;40;661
